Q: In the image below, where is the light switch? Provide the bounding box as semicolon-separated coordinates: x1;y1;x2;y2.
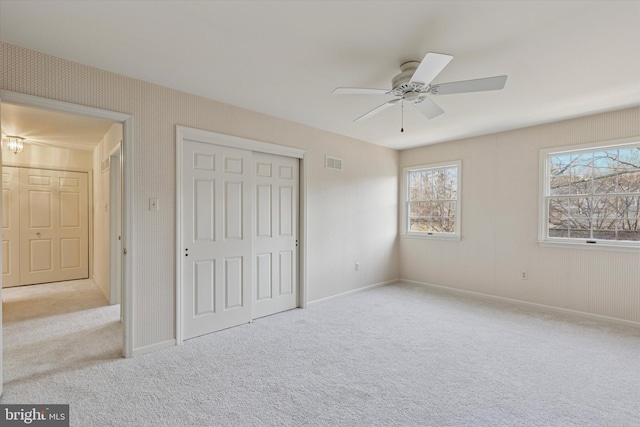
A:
149;198;159;211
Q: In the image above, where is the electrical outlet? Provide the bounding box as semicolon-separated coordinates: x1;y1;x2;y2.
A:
355;262;360;271
521;271;528;280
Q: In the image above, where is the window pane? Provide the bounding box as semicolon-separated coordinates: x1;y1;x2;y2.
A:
568;153;592;195
592;150;618;174
549;225;569;238
592;197;618;239
428;201;443;218
592;150;618;195
408;172;422;201
442;216;456;233
618;147;640;171
548;198;570;238
617;229;640;241
548;198;569;224
443;201;456;217
568;227;591;239
618;196;640;239
592;196;618;222
424;174;436;200
409;202;427;218
409;218;429;232
550;154;572;196
566;196;592;238
445;168;457;199
618;170;640;193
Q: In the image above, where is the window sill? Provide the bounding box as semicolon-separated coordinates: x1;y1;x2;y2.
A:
402;233;461;242
538;240;640;253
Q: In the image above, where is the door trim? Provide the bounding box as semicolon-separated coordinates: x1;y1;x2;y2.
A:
175;125;308;345
109;145;122;306
0;90;135;358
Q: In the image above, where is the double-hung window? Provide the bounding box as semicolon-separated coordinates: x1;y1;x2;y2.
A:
540;139;640;250
403;161;461;240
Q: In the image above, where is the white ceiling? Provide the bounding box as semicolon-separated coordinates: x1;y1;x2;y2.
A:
1;0;639;150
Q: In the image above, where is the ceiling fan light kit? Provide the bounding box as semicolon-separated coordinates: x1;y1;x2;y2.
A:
333;52;508;124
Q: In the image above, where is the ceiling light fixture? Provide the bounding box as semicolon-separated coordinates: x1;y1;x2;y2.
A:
5;135;25;154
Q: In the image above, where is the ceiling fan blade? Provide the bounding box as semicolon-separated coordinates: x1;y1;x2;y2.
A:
430;75;508;95
333;87;391;95
409;52;453;85
354;99;401;122
413;97;444;120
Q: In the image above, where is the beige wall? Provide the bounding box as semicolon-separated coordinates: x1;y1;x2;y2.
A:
400;106;640;323
92;123;122;300
0;43;400;351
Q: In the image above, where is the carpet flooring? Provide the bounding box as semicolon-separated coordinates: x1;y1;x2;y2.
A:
1;280;639;426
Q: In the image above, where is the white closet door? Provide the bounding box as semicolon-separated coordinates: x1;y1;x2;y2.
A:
182;140;252;340
19;168;89;285
1;166;20;288
253;152;298;319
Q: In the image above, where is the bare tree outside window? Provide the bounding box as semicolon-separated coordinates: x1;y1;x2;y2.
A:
407;165;458;234
547;145;640;242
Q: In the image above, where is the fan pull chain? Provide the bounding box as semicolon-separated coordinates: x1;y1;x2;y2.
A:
401;100;404;133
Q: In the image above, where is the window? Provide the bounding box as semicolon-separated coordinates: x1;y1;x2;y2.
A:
540;139;640;249
403;161;461;239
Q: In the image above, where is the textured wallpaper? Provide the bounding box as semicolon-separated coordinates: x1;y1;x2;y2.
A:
400;106;640;324
1;43;401;351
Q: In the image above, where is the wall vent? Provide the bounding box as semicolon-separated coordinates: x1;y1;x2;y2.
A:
325;155;343;171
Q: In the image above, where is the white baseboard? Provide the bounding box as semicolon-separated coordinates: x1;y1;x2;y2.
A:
132;339;176;357
308;279;399;305
400;279;640;330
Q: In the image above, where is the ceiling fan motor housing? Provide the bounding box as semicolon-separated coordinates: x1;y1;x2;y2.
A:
391;61;427;99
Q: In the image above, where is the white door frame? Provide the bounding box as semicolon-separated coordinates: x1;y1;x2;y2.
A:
0;90;135;359
175;125;308;345
109;145;123;307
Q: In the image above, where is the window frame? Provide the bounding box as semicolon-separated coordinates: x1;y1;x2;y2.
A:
401;160;462;241
538;137;640;252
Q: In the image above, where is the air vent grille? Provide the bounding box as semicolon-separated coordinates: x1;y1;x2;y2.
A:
325;155;343;171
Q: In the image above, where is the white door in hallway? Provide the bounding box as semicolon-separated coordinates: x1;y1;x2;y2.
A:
253;152;298;319
1;166;20;287
19;168;89;286
182;140;253;340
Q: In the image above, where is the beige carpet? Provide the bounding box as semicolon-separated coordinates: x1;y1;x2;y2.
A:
2;279;122;388
1;281;639;426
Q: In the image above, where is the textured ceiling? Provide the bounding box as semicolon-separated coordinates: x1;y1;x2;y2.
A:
1;0;639;150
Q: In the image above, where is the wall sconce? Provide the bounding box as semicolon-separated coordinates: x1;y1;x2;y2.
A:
5;135;25;154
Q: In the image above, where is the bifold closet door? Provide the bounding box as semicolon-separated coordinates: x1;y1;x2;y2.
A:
19;168;89;286
2;166;20;287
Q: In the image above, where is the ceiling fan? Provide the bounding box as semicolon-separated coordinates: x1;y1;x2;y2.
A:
333;52;507;123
